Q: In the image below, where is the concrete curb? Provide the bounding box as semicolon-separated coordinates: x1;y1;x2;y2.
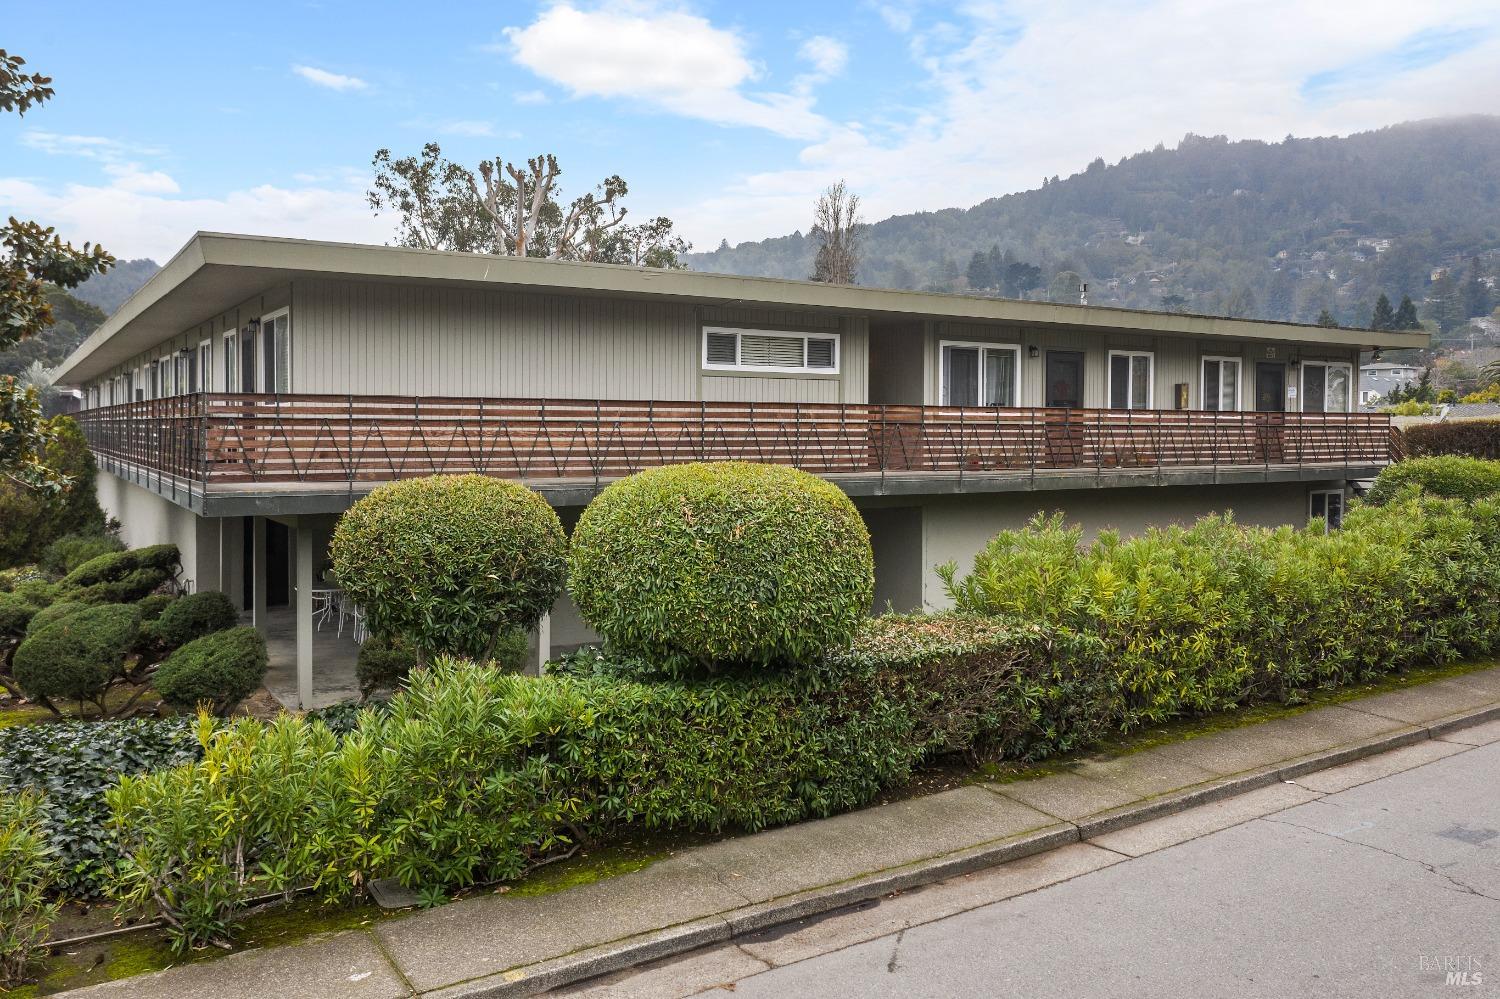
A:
431;702;1500;998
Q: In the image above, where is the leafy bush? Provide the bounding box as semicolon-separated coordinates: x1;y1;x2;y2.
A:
1404;418;1500;460
153;627;268;715
1365;456;1500;505
568;462;875;673
41;533;124;577
356;633;419;699
135;592;176;623
108;714;362;951
330;475;566;659
23;600;86;636
0;718;198;897
0;791;59;986
144;591;238;651
0;417;105;570
12;603;141;711
57;544;179;605
0;592;39;638
940;496;1500;724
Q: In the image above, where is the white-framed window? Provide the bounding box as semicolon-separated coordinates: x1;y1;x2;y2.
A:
260;308;292;393
1309;489;1345;532
224;331;239;392
939;340;1020;407
1108;350;1154;410
701;326;839;375
197;339;211;392
1301;361;1353;413
1201;355;1241;411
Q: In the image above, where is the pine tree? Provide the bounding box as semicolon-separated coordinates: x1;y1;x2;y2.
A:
1426;271;1464;334
1393;295;1420;330
1369;293;1394;331
1463;257;1493;320
966;251;993;292
1316;309;1338;328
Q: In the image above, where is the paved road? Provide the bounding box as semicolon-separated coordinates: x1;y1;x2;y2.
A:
572;735;1499;998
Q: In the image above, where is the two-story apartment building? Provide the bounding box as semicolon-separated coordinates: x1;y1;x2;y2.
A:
55;233;1427;707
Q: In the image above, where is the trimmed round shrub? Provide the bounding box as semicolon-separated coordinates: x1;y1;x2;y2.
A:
153;627;268;715
0;593;40;638
330;475;566;659
135;593;177;623
568;462;875;671
41;533;125;576
58;544;179;605
24;600;87;637
1366;456;1500;506
12;603;141;707
146;591;239;651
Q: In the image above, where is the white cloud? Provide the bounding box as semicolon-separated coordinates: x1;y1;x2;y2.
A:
292;64;368;92
503;3;830;140
102;163;181;195
21;131;163;160
797;36;848;78
681;0;1500;247
514;89;550;105
0;175;388;262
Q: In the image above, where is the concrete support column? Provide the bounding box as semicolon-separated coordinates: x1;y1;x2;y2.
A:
294;522;314;710
534;613;551;676
251;517;267;635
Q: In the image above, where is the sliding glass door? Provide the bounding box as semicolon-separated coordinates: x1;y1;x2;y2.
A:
941;342;1018;407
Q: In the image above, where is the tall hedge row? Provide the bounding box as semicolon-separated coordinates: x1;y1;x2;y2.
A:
1403;418;1500;460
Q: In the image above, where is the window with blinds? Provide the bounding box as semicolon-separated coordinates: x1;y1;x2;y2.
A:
701;327;840;373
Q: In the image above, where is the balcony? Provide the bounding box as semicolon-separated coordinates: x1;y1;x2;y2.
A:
75;393;1400;513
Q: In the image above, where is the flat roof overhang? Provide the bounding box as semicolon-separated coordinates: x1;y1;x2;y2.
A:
56;233;1430;385
99;462;1386;519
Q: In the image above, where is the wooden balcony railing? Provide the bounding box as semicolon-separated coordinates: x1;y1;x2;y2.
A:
75;393;1399;499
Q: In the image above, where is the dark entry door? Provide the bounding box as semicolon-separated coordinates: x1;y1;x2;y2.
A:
1046;351;1085;408
1255;362;1286;412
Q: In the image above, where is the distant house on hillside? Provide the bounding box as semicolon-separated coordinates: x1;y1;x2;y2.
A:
1359;361;1423;406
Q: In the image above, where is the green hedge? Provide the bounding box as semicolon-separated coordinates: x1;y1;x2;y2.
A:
940;494;1500;724
0;718;198;897
1403;418;1500;460
330;475;565;660
40;533;124;576
1365;456;1500;506
568;462;875;673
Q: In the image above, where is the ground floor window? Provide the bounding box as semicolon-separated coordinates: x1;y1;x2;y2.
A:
1108;350;1153;409
940;341;1019;406
1309;489;1345;531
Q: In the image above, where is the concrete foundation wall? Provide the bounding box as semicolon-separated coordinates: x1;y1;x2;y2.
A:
94;471;206;591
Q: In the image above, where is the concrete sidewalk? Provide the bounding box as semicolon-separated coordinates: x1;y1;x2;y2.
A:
65;665;1500;999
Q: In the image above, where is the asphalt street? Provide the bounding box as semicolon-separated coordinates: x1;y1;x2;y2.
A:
575;736;1499;998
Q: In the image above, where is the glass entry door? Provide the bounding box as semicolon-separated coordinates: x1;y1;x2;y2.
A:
1045;351;1085;408
1255;362;1286;412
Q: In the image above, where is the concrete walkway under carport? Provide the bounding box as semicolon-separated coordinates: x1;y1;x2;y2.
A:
258;606;362;710
59;664;1500;998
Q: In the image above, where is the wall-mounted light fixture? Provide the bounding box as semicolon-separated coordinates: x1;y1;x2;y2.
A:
1028;345;1040;358
245;318;261;335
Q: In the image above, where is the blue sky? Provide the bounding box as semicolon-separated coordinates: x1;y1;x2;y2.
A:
4;1;1499;262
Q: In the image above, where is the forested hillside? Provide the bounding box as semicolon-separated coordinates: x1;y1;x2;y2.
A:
71;257;160;315
688;116;1500;330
